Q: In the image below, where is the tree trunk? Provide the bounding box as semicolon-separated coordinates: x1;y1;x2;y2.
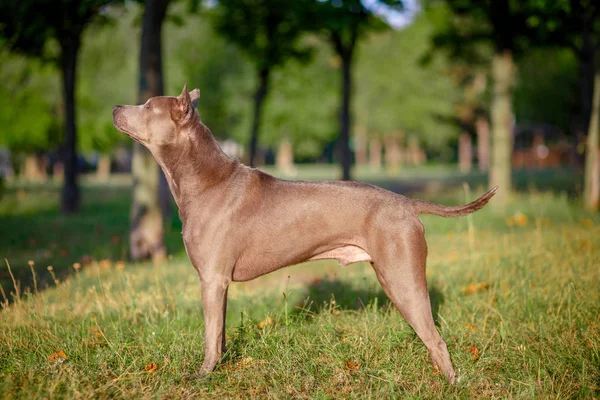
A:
369;137;382;171
384;133;403;174
459;132;473;173
584;69;600;211
249;68;270;167
339;54;353;180
355;125;368;166
475;115;490;171
130;0;171;262
407;136;425;165
489;51;515;204
276;137;296;176
23;155;45;181
60;37;81;214
53;161;64;181
96;154;111;181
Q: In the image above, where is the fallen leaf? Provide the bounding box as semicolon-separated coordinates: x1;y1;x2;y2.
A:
344;359;361;371
506;212;529;227
115;261;126;270
144;362;158;373
513;212;529;226
581;218;595;228
60;249;69;257
462;282;490;295
99;259;112;268
258;316;272;329
464;322;477;331
581;240;591;249
48;350;68;362
469;345;479;362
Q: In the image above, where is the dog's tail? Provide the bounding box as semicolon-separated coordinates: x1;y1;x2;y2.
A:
412;186;498;218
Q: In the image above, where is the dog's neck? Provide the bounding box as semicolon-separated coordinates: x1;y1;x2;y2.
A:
154;118;238;209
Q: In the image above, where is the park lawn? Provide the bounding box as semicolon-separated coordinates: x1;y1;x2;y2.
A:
0;167;599;398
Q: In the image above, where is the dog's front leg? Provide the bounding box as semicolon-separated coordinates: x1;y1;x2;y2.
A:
198;276;230;375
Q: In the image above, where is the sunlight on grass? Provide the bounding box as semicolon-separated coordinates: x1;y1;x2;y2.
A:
0;173;599;398
1;216;599;398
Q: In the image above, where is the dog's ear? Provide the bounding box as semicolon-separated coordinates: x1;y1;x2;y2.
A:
173;84;194;122
189;88;200;109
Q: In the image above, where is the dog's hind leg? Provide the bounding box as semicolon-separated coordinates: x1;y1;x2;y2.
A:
371;221;456;384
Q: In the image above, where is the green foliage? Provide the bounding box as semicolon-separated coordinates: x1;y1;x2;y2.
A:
212;0;311;72
77;5;140;153
312;0;399;56
355;12;462;152
0;0;120;59
166;8;255;140
0;51;60;152
261;40;338;158
514;47;578;130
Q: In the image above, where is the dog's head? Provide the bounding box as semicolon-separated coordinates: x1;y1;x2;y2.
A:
112;84;200;148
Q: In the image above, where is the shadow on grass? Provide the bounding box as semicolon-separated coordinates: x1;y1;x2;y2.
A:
0;183;186;298
293;277;445;326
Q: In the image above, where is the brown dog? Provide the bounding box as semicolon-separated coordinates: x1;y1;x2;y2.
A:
113;85;497;384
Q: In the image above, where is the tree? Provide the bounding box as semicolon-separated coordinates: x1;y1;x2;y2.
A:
354;11;461;171
429;0;549;205
77;6;139;175
527;1;600;209
213;0;312;167
128;0;173;262
169;10;253;143
260;40;338;165
0;0;119;213
0;50;59;156
311;0;404;180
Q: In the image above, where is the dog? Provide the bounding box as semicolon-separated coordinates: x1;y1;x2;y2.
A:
113;85;497;384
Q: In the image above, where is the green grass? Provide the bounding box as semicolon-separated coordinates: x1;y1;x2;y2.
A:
0;166;599;398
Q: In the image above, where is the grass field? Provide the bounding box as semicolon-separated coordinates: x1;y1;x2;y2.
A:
0;166;598;398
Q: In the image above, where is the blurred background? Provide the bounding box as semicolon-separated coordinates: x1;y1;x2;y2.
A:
0;0;599;289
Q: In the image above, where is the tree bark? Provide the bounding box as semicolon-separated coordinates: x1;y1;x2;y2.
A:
339;53;353;180
584;69;600;211
23;155;45;182
130;0;171;262
249;68;270;167
97;154;111;181
369;137;382;171
384;133;403;174
459;132;472;173
355;125;368;166
276;137;295;175
475;115;490;171
60;36;81;214
489;50;515;204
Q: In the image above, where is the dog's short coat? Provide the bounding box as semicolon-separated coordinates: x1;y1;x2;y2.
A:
113;85;497;384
